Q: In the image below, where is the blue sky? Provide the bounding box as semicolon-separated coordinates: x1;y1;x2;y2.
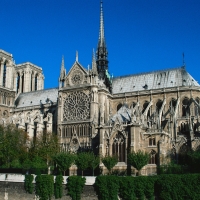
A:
1;0;200;88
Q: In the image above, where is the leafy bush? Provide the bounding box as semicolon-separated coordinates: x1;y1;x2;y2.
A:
24;174;34;194
128;150;149;176
35;175;54;200
67;176;86;200
88;152;100;176
54;175;63;199
53;152;75;175
95;176;119;200
101;155;118;174
75;152;90;176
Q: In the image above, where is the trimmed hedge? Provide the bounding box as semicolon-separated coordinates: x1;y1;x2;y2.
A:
95;176;119;200
35;175;54;200
155;174;200;200
95;176;156;200
119;176;156;200
67;176;86;200
95;174;200;200
24;174;34;194
54;175;64;199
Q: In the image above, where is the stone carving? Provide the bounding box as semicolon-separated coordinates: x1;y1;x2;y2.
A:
71;70;83;85
63;91;90;121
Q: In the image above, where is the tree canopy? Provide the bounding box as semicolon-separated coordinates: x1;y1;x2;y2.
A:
128;150;150;175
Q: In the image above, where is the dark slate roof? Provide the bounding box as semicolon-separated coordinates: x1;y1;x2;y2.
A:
112;67;199;94
15;88;58;108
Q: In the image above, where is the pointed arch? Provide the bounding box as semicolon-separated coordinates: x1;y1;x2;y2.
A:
16;72;20;93
111;131;125;162
142;101;150;117
156;99;163;115
182;97;190;117
35;73;38;91
117;103;122;111
3;62;6;87
169;98;177;112
194;98;200;116
149;150;157;164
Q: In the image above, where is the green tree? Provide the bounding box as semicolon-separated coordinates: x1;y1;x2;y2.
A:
75;152;90;176
29;132;60;174
128;150;150;176
53;152;75;175
101;155;118;175
0;125;29;168
88;152;100;176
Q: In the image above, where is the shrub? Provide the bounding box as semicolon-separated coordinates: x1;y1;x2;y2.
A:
119;177;136;200
155;174;200;200
95;176;119;200
75;152;90;176
101;155;118;174
35;175;54;200
67;176;86;200
53;152;75;175
128;150;149;176
24;174;34;194
157;162;187;175
54;175;63;199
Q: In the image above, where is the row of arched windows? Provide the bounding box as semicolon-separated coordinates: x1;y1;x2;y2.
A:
16;72;38;93
62;124;90;138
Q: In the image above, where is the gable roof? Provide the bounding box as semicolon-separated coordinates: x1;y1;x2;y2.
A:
112;67;199;94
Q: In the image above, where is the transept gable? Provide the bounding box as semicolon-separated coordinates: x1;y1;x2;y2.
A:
65;61;88;86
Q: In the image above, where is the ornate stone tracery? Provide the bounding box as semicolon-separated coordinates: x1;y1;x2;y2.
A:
63;91;90;121
71;70;83;85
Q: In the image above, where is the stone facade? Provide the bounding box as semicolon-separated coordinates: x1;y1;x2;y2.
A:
1;2;200;174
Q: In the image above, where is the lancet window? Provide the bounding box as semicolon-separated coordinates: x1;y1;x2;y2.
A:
3;64;6;87
194;98;200;116
63;124;90;138
142;101;150;117
117;103;122;111
112;132;125;162
149;150;157;164
156;100;162;115
21;73;24;93
182;98;190;117
16;74;20;93
169;99;176;112
35;74;38;91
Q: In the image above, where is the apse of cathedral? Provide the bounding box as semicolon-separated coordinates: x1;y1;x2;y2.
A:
1;1;200;174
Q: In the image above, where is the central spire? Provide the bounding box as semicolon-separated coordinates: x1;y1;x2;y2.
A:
96;0;112;93
98;0;106;48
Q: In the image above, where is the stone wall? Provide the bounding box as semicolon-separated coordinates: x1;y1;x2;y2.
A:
0;182;98;200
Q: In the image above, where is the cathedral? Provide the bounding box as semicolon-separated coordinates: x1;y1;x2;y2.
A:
1;1;200;175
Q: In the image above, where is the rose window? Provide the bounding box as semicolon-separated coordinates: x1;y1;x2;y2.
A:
71;70;83;85
63;91;90;121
